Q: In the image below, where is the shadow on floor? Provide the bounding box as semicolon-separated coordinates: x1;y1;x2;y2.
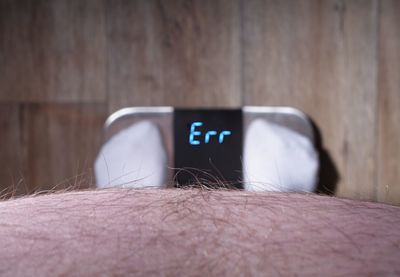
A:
308;118;340;195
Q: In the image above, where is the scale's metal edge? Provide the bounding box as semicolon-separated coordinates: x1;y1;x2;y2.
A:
105;106;174;129
242;106;311;124
104;106;312;130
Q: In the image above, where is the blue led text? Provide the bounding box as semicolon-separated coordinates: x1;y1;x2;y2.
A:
189;122;203;145
189;122;232;145
219;130;231;143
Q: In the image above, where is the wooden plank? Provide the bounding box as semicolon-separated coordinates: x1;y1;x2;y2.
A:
376;0;400;205
242;0;379;200
0;0;106;102
106;0;241;111
0;104;28;197
21;103;107;192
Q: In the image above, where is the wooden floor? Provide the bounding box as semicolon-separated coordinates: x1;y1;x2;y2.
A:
0;0;399;204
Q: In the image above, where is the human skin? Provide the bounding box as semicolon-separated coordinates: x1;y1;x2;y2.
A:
0;189;399;276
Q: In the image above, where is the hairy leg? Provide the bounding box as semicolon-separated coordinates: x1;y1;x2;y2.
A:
0;189;399;276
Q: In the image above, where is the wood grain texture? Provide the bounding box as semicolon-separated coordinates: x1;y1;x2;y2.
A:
242;0;379;200
0;104;28;196
377;0;400;204
20;103;107;192
106;0;241;111
0;0;106;102
0;0;399;204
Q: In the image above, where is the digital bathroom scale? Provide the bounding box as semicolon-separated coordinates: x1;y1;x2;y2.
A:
101;107;315;189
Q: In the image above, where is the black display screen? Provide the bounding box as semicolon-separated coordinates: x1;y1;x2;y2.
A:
174;109;243;189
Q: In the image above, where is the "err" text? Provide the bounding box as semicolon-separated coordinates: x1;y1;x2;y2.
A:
189;122;232;145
